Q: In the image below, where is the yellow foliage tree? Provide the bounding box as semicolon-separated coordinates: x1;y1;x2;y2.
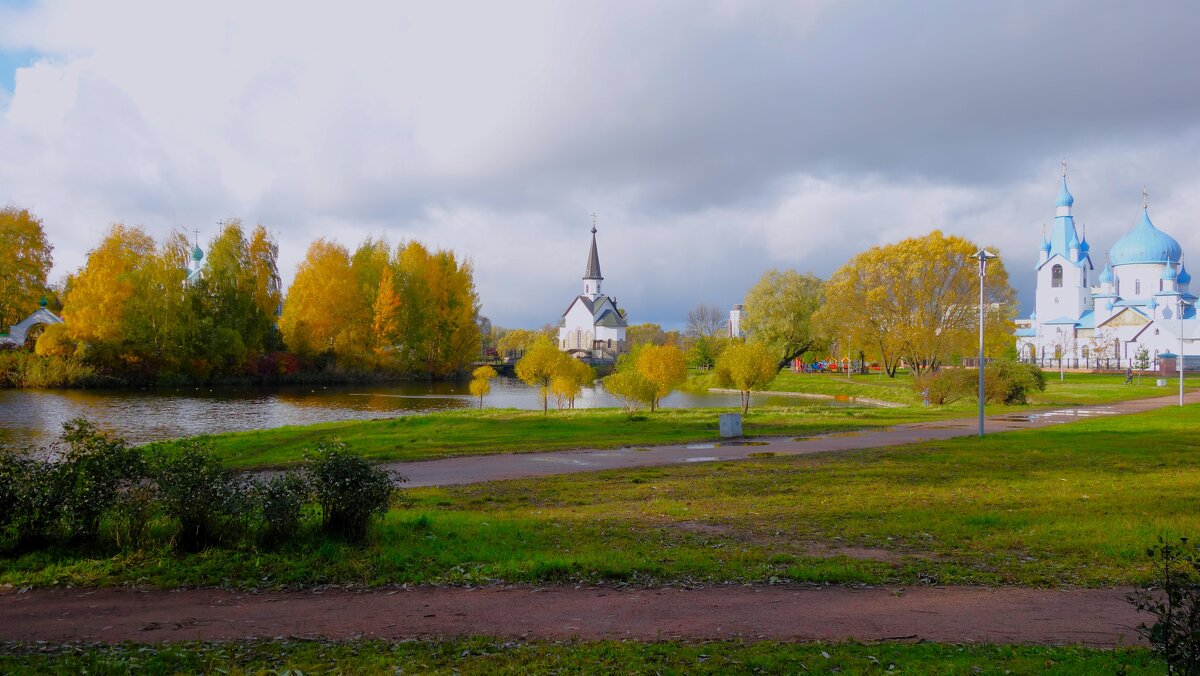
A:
63;225;156;346
714;341;778;413
496;328;540;360
635;344;688;411
602;364;657;415
469;364;497;409
549;357;594;410
279;239;365;358
812;230;1015;377
515;336;564;414
0;207;53;330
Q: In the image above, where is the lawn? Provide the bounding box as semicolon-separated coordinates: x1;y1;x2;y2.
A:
155;404;957;470
720;369;1199;408
148;371;1191;470
0;639;1161;674
5;404;1199;589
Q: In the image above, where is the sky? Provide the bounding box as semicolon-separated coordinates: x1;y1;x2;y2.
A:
1;0;1199;330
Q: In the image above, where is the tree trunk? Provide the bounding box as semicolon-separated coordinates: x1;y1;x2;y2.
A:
742;390;750;414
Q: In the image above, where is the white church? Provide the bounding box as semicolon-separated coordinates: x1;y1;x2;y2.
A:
1015;165;1198;368
558;220;628;359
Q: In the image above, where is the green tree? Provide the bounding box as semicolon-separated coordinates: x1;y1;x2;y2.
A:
714;341;778;413
0;207;53;331
742;269;824;370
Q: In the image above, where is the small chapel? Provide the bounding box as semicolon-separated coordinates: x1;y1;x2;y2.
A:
1015;164;1198;367
558;218;627;360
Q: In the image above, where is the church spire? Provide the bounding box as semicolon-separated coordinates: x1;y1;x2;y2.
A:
582;213;603;299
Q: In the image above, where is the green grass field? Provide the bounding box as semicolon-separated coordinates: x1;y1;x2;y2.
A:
153;370;1195;471
0;639;1161;674
5;404;1198;589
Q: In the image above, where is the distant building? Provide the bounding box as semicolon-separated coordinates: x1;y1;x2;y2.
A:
186;236;205;286
729;304;744;339
558;219;627;359
1015;164;1198;368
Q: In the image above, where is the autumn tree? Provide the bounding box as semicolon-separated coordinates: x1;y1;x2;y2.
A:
371;265;402;354
469;364;497;409
279;239;364;359
635;344;688;411
515;336;564;414
813;230;1015;377
496;328;541;360
626;323;666;350
550;357;594;410
685;304;726;339
741;270;824;370
602;361;657;415
0;207;53;330
714;341;778;413
63;225;157;347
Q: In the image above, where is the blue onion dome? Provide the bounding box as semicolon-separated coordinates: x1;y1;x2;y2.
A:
1179;264;1192;285
1030;311;1037;321
1109;207;1182;266
1040;238;1051;252
1148;297;1159;310
191;245;204;261
1162;265;1178;281
1099;263;1114;284
1105;301;1115;311
1078;234;1090;253
1056;177;1074;207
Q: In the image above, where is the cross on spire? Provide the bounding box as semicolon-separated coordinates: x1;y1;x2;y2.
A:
591;212;597;234
1061;159;1067;177
193;228;200;246
1143;186;1149;209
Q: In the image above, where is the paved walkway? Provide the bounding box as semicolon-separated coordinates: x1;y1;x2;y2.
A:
0;585;1143;646
392;390;1200;487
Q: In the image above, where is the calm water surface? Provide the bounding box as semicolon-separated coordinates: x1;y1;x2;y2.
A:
0;377;858;447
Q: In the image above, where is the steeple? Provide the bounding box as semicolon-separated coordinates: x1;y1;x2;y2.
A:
582;213;603;299
1046;162;1083;263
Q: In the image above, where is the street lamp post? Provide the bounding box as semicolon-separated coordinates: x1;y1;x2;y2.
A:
972;249;997;437
1181;299;1191;407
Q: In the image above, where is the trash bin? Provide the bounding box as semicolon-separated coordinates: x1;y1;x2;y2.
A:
719;413;743;438
1157;378;1167;387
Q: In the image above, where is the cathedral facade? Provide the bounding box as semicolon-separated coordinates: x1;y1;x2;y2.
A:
1016;167;1197;367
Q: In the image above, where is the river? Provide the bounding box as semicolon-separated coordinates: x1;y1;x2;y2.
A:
0;377;861;447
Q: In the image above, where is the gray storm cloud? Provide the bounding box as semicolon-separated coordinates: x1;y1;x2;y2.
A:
1;0;1198;329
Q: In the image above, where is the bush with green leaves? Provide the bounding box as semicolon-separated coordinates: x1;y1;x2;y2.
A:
253;471;311;547
153;441;250;552
307;441;400;541
1129;536;1200;673
915;361;1046;406
0;452;61;552
56;418;147;542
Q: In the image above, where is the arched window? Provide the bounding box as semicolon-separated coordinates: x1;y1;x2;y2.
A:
1051;265;1063;288
1135;280;1141;295
1081;346;1090;359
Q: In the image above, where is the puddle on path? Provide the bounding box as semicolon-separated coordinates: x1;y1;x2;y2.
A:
684;441;769;450
684;456;721;463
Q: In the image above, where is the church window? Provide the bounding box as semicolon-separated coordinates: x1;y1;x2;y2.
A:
1051;265;1063;288
1160;280;1164;292
1135;280;1141;295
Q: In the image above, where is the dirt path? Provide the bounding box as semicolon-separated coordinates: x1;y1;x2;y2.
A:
393;390;1200;487
0;585;1143;646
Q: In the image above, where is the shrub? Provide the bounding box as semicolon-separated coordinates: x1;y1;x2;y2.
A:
0;452;62;552
56;418;147;542
107;482;158;551
1129;536;1200;673
915;361;1046;406
153;442;250;552
253;472;311;547
307;441;400;541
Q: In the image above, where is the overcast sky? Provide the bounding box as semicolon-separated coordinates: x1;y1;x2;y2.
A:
2;0;1199;329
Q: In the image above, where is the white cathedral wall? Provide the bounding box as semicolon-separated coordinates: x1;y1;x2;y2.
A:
1112;263;1172;299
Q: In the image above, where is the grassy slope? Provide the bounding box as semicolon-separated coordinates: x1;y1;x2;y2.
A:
6;404;1200;589
0;639;1159;675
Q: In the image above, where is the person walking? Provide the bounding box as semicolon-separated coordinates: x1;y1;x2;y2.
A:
1124;367;1134;385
